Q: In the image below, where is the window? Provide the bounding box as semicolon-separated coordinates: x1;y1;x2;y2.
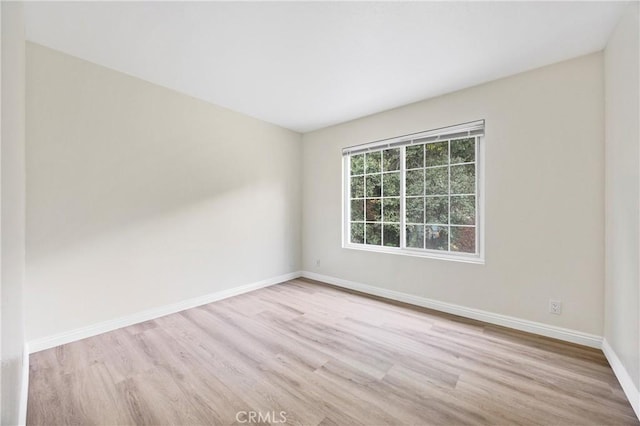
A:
343;120;484;263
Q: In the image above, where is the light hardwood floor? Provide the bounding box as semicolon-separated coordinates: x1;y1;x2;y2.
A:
28;278;638;425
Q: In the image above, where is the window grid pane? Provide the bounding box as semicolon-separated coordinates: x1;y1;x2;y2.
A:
349;148;403;247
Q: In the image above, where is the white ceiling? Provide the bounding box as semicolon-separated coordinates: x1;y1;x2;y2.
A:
24;1;628;133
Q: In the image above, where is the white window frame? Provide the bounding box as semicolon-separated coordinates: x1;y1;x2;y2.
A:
341;121;485;264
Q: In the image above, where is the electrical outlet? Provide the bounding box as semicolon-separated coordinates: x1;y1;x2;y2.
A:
549;299;562;315
315;259;321;267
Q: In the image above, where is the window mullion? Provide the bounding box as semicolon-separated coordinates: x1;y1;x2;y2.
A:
423;143;427;249
380;169;384;246
447;139;452;252
475;136;480;255
400;147;406;249
363;156;367;244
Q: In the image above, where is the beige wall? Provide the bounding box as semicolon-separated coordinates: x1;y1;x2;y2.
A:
1;1;27;424
604;2;640;390
303;53;604;335
25;43;302;341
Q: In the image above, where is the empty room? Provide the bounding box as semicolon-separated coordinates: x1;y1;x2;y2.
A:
1;1;639;425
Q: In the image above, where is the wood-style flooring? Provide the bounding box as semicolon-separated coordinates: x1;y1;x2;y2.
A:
27;278;638;425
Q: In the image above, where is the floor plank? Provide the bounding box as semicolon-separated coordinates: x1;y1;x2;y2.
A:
27;278;639;425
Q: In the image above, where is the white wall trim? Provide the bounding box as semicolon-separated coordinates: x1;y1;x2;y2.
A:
18;342;30;426
301;271;603;348
602;339;640;419
28;271;302;353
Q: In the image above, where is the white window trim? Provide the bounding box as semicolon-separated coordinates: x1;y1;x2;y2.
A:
341;127;485;265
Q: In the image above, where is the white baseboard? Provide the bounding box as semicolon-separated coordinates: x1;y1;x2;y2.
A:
18;342;30;426
28;271;302;353
301;271;602;348
602;339;640;419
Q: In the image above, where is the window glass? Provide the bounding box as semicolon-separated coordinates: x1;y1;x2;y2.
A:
346;131;480;261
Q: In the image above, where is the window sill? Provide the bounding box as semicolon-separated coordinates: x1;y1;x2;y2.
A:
342;243;485;264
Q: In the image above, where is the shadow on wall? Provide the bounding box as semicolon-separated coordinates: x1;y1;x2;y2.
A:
25;181;296;339
26;42;300;264
27;135;265;262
